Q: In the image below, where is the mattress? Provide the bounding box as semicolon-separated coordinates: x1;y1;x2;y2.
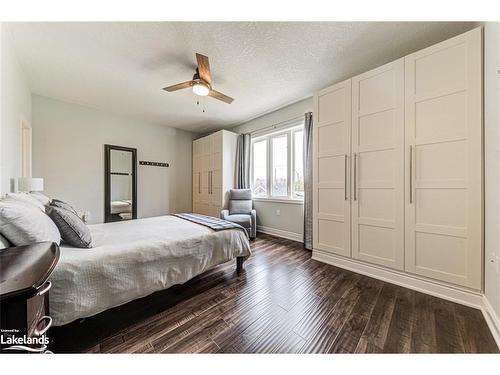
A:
49;215;251;326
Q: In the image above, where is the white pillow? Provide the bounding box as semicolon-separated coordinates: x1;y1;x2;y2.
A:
0;200;61;246
0;233;11;249
5;192;46;212
30;192;52;206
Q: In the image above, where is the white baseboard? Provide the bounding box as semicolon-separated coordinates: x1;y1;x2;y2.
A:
481;296;500;349
257;225;303;243
312;249;484;309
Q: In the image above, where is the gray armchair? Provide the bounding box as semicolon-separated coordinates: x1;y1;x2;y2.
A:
221;189;256;239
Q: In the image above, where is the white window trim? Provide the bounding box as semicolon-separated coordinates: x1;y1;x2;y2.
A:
291;127;304;200
252;197;304;205
250;123;304;202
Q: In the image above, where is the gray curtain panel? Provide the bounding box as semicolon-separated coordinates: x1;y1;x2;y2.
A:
303;112;313;250
236;133;252;189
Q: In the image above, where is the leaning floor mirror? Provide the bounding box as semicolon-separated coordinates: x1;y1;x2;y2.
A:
104;144;137;223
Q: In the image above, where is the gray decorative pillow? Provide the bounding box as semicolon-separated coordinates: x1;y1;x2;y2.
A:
46;206;92;248
51;199;78;216
0;200;61;246
229;199;252;215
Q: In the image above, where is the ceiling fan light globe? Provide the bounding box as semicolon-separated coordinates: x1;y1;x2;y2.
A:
192;82;209;96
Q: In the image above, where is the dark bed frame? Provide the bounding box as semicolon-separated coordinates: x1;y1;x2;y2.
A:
236;256;245;273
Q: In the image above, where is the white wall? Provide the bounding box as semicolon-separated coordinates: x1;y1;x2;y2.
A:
484;22;500;333
32;95;196;224
0;24;32;194
230;98;312;241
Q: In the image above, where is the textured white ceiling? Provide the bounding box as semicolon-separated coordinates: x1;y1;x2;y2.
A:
6;22;474;133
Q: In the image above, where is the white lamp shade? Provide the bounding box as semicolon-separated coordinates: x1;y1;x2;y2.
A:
18;177;44;192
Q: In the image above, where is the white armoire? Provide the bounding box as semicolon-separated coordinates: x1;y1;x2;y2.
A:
313;27;483;291
192;130;237;217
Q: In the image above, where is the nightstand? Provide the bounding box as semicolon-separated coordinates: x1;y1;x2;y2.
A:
0;242;60;353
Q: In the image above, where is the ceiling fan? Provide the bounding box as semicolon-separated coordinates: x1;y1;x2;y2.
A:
162;53;234;104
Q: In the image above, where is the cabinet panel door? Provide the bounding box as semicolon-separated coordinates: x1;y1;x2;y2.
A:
192;171;201;204
210;169;222;207
209;132;223;208
313;79;352;257
404;28;482;289
192;138;204;211
193;139;203;157
208;204;221;218
212;131;223;154
351;58;405;270
197;203;210;216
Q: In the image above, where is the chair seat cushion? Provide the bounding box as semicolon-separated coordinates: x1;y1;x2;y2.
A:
229;199;252;215
225;214;251;228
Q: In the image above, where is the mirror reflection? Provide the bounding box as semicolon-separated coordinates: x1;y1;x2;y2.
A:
104;145;137;222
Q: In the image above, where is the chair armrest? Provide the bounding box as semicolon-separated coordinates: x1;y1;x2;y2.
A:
221;209;230;220
250;209;257;239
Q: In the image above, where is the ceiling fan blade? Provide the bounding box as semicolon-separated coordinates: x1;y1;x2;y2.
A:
196;53;212;85
208;89;234;104
162;80;194;92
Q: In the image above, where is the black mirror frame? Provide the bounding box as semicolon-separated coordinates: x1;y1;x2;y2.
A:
104;144;138;223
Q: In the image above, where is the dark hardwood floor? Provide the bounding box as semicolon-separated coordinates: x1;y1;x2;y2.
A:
50;234;499;354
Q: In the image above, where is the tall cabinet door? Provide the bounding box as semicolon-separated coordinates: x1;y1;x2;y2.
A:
209;131;223;217
192;138;203;213
198;136;211;215
404;28;482;289
351;58;405;270
313;79;352;257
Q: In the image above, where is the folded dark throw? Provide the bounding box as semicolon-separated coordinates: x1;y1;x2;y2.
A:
174;213;249;239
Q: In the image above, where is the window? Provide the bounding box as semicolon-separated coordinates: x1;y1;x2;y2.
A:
252;140;267;197
293;129;304;198
251;124;304;201
272;135;288;196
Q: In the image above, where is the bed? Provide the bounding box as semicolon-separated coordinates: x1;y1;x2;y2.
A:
49;215;250;326
110;199;132;214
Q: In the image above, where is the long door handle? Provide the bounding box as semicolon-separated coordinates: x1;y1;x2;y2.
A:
409;145;413;204
198;172;201;194
353;153;358;201
344;154;348;200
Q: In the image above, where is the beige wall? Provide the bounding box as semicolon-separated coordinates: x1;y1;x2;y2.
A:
230;98;312;240
0;24;32;194
32;95;196;224
484;22;500;330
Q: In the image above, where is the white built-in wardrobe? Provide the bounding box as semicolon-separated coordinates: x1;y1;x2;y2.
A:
312;27;483;290
192;129;237;217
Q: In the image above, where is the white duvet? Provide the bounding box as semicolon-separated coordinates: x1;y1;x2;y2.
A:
50;215;251;326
